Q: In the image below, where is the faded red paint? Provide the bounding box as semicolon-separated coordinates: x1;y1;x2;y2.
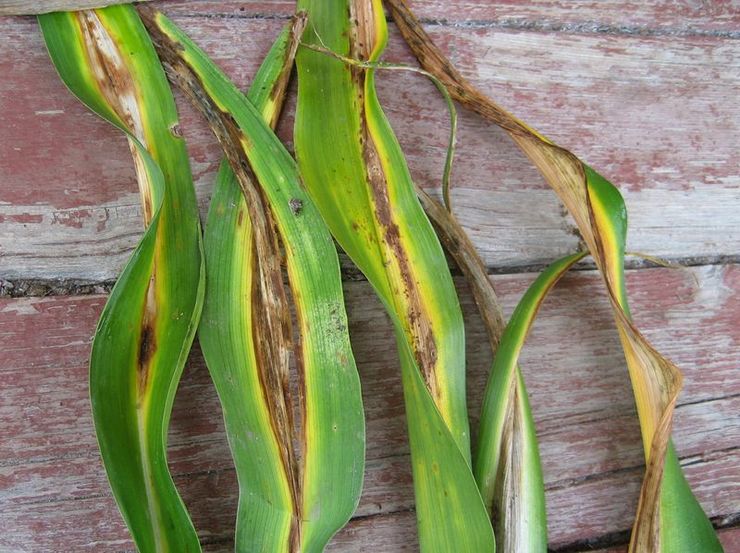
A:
1;263;738;549
50;209;92;229
0;213;43;224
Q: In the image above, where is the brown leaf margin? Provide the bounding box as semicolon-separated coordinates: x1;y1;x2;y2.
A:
385;1;688;550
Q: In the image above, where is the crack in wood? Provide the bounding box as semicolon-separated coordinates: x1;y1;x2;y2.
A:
3;256;737;297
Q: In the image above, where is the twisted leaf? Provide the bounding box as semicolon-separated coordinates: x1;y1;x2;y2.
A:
420;190;570;551
40;6;204;551
139;8;365;551
386;1;722;550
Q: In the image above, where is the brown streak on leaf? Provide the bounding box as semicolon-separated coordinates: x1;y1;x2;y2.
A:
416;188;506;351
350;0;439;401
385;0;531;138
139;7;302;548
385;1;684;547
360;82;439;399
491;381;526;552
75;11;145;140
266;12;307;129
349;0;374;62
75;10;155;227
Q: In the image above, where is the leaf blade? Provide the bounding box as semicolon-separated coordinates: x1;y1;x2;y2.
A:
294;1;495;550
39;6;204;551
141;8;366;551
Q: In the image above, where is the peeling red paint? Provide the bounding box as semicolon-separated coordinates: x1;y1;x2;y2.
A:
51;209;92;229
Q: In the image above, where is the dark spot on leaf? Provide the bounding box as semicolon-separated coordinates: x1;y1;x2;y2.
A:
289;198;303;215
137;323;156;388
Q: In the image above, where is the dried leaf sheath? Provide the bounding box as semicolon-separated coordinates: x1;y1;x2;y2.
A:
386;1;722;550
294;0;494;550
420;189;559;551
140;8;365;552
39;6;204;551
475;252;584;552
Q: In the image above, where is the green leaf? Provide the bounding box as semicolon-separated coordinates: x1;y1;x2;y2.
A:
293;1;494;550
39;6;204;552
139;8;365;551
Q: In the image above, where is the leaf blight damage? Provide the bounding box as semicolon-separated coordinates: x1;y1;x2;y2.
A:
385;1;722;550
295;0;495;550
140;7;364;552
39;5;204;552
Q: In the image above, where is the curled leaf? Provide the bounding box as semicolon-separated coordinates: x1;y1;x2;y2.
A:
39;6;204;551
140;8;365;551
386;1;722;550
421;187;584;551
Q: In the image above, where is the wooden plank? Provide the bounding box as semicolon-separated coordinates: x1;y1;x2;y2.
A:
1;264;738;550
0;0;151;15
572;526;740;553
718;526;740;553
331;515;740;553
160;1;740;34
1;15;738;279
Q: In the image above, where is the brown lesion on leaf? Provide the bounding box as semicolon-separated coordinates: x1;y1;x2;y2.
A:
75;11;144;136
265;11;307;129
139;7;304;549
169;123;183;138
362;115;440;397
128;142;155;226
136;321;156;391
348;1;440;400
137;323;156;370
289;198;303;215
349;0;374;62
75;10;155;227
136;274;158;398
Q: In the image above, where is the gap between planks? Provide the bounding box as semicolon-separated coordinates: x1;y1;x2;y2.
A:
2;254;739;298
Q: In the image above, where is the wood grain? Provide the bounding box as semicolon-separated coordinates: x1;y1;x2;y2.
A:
0;0;152;15
0;10;738;279
0;1;737;550
1;265;738;551
158;1;740;35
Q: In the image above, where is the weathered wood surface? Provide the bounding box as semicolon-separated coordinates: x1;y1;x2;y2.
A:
1;3;739;280
1;265;738;551
163;1;740;34
0;0;151;15
4;0;736;31
1;0;738;551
